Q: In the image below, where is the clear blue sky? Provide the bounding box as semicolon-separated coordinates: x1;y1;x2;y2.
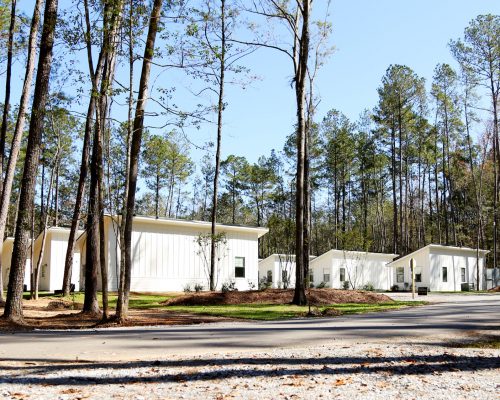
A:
3;1;500;168
217;0;500;163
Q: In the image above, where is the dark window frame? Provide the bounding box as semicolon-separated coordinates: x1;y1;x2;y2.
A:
235;256;245;278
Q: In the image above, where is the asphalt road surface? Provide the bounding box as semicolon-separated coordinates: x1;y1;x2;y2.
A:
0;294;498;362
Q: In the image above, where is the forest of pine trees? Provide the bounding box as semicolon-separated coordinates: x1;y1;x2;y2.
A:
0;0;498;320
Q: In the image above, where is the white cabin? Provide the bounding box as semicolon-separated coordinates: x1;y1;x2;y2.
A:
78;215;268;292
258;254;296;289
1;237;30;290
387;244;489;291
310;249;398;290
2;227;82;292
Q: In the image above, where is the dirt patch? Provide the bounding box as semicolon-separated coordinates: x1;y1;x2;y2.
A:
488;286;500;292
46;300;83;311
163;288;393;306
0;297;232;332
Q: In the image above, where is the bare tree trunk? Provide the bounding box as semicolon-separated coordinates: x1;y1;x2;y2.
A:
118;0;162;321
0;0;42;303
3;0;58;323
116;0;134;317
62;0;106;296
210;0;226;292
33;149;59;300
292;0;310;306
0;0;16;181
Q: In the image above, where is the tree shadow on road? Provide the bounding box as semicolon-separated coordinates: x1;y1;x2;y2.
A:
0;352;498;386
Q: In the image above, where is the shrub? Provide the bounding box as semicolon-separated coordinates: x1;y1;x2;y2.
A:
390;284;399;292
259;277;271;290
247;280;256;290
194;283;204;292
362;282;375;291
342;281;350;290
317;281;328;289
183;283;192;293
221;280;237;293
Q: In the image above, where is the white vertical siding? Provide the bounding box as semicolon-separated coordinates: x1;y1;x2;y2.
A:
104;220;261;292
311;251;395;290
391;247;430;291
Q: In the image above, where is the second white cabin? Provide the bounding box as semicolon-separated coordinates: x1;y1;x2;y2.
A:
387;244;489;291
310;249;398;290
78;215;268;292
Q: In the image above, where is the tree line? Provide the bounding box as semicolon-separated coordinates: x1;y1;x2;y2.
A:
0;0;498;323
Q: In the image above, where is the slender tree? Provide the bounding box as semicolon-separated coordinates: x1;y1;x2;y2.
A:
0;0;42;303
117;0;163;321
3;0;58;323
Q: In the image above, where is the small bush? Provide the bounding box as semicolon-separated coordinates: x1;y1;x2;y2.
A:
342;281;350;290
247;280;256;290
221;280;237;293
317;281;327;289
183;284;192;293
362;283;375;291
259;277;272;290
390;284;399;292
194;283;204;292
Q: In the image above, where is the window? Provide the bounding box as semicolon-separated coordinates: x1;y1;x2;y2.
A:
41;264;47;278
396;267;404;283
461;268;466;283
235;257;245;278
411;265;422;283
267;270;272;283
309;271;314;284
442;267;448;282
323;268;330;283
282;270;288;283
340;267;346;282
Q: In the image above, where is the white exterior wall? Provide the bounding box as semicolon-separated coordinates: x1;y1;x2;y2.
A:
429;248;484;291
310;250;396;290
46;231;81;292
1;239;31;290
100;219;262;292
389;245;487;291
258;255;296;289
390;247;430;291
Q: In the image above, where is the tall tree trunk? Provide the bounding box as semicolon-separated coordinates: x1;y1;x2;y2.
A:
0;0;16;181
0;0;42;302
116;0;134;316
292;0;310;306
390;125;398;254
33;150;59;300
209;0;226;292
3;0;58;323
118;0;162;321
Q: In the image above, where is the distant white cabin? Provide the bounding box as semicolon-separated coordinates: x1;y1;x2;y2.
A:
2;227;82;292
258;254;319;289
310;249;398;290
78;215;268;292
387;244;489;291
1;237;30;290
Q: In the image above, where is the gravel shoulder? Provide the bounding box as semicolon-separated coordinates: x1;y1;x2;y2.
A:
0;343;498;400
1;294;498;399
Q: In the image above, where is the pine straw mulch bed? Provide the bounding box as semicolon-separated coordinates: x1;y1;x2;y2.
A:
162;288;394;306
0;298;232;332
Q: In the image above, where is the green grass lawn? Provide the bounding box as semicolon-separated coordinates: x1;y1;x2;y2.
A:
166;301;426;320
29;291;426;321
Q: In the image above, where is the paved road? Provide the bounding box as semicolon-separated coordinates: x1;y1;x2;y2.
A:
0;294;498;362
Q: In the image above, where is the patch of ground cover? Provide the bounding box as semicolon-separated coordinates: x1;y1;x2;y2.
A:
0;289;425;330
163;288;393;306
166;301;424;320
